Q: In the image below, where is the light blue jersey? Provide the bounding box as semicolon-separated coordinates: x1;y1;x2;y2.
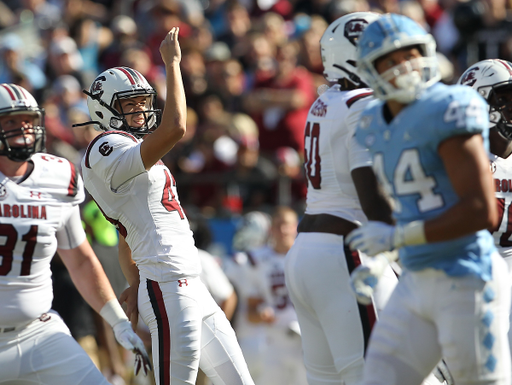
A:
355;82;496;280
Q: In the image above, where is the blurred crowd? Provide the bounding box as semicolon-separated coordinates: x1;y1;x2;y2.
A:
2;0;512;384
2;0;512;218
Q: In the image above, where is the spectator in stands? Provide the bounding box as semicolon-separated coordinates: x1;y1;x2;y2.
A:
244;40;316;157
0;34;47;93
47;35;86;86
217;2;253;60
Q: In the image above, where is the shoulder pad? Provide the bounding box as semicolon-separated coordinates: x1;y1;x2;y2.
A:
31;154;85;204
83;131;139;170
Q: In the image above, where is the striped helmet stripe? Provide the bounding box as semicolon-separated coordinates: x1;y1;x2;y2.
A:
497;59;512;76
115;67;136;85
11;84;24;100
13;84;28;99
1;84;17;101
123;67;143;84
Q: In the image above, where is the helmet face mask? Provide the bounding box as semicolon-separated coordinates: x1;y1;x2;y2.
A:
111;91;160;137
85;67;162;138
0;84;46;162
356;14;440;103
488;82;512;139
320;12;381;87
457;59;512;140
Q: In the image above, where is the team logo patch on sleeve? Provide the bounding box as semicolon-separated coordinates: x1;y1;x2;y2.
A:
99;142;113;156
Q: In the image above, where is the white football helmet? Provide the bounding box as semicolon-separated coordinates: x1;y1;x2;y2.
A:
320;12;381;87
458;59;512;139
357;14;440;103
0;83;45;161
232;211;271;252
82;67;161;138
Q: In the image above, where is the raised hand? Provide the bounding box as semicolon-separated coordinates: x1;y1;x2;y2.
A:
160;26;181;66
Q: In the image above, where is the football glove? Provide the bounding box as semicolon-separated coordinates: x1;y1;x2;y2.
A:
346;220;426;256
350;251;398;305
346;221;396;256
113;320;152;376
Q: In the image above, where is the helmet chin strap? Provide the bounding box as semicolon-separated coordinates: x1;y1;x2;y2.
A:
83;89;120;117
496;120;512;140
333;64;367;88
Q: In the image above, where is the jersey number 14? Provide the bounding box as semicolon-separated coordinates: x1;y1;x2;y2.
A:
373;149;443;213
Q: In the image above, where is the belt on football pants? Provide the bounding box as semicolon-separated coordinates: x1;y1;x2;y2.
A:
297;213;358;237
0;313;52;333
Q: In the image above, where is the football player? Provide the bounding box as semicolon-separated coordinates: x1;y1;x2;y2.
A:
223;210;272;383
346;14;511;384
78;28;254;385
458;58;512;374
283;12;400;385
246;206;308;385
0;83;150;384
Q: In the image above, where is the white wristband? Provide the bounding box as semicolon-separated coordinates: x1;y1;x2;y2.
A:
99;299;129;327
394;220;427;248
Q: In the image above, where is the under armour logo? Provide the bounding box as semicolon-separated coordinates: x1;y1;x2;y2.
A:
178;279;188;287
30;191;42;199
99;142;113;156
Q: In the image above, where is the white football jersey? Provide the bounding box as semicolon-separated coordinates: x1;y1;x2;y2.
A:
198;249;234;305
248;245;298;331
82;131;200;281
490;153;512;258
304;85;374;224
224;252;266;339
0;153;85;326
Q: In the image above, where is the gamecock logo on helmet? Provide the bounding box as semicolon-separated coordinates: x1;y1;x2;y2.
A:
344;19;369;46
460;67;479;87
90;75;106;96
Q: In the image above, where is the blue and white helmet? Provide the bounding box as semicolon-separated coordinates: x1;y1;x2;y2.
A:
356;14;440;103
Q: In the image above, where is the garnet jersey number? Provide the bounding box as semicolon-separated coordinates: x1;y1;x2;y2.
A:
304;121;321;189
0;224;37;276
